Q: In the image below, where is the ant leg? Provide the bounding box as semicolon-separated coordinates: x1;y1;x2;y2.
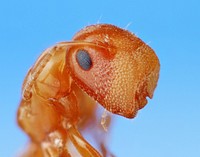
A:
68;125;102;157
41;130;71;157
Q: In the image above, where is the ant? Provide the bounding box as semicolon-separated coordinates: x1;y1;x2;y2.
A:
17;24;160;157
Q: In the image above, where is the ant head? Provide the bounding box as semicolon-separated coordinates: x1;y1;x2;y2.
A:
66;24;160;118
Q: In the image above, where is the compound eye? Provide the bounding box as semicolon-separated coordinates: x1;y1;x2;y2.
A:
76;50;92;71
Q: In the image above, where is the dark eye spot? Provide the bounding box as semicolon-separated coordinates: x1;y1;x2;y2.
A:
76;50;92;70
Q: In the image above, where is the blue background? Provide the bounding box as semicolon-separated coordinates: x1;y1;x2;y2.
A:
1;0;200;156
